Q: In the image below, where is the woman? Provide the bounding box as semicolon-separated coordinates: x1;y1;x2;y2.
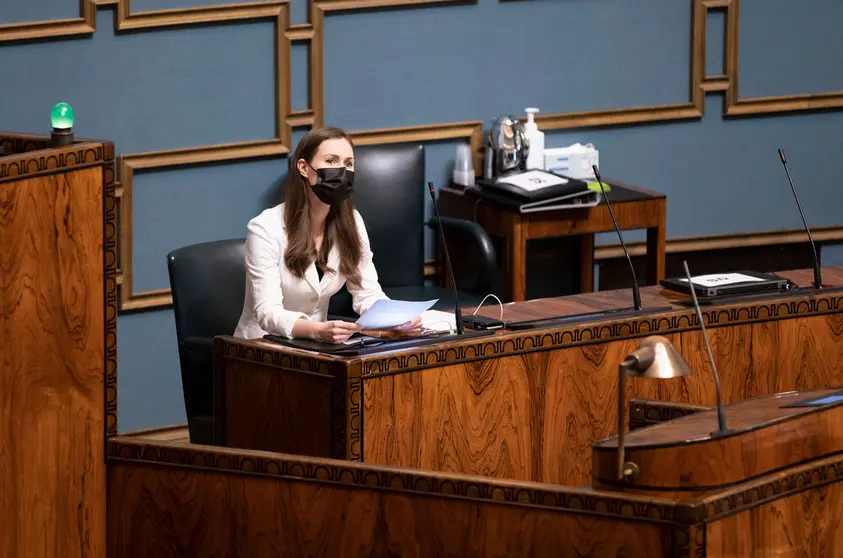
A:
234;126;420;344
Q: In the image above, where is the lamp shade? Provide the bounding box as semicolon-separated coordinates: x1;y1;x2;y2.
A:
621;335;691;379
50;103;74;130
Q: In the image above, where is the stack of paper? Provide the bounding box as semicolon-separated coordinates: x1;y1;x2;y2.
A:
356;299;438;330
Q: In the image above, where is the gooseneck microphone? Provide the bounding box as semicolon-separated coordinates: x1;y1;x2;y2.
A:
683;260;729;436
428;182;464;335
778;149;823;290
593;165;642;311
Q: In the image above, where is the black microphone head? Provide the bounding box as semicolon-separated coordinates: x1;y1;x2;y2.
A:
427;181;436;200
592;164;601;181
778;148;787;165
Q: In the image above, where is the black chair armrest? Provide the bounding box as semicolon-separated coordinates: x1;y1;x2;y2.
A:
427;216;497;294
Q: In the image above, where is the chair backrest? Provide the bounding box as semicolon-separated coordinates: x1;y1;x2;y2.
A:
166;238;246;344
350;143;426;287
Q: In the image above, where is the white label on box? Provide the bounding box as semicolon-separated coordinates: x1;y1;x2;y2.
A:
679;273;764;287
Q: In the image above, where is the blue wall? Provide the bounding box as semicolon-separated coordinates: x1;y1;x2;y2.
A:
2;0;842;431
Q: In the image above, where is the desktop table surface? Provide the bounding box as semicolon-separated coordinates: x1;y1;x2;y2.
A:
224;266;843;374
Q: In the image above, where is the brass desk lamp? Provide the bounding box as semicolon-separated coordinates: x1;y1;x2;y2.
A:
616;335;692;481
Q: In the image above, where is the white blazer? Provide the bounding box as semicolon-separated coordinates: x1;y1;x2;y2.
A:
233;203;388;340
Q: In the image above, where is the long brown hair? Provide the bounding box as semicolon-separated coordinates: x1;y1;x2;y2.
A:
283;126;363;287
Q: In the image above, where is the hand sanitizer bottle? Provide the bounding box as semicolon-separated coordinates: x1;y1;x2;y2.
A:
524;107;545;170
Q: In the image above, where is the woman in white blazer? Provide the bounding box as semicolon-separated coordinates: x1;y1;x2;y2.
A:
234;126;420;344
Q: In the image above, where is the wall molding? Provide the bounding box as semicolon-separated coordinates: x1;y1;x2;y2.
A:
723;0;843;116
6;0;843;310
418;225;843;279
0;0;96;43
593;225;843;261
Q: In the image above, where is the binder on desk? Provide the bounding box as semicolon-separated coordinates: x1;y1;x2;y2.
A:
473;170;599;213
264;329;496;356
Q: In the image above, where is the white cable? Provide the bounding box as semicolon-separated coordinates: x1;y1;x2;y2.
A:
472;293;504;324
422;320;456;336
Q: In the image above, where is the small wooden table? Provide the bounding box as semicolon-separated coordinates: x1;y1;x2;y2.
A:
437;181;667;301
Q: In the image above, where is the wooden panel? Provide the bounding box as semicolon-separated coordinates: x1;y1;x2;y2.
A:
363;358;534;480
594;388;843;490
0;168;105;558
707;482;843;557
221;359;336;457
107;459;672;558
361;337;676;485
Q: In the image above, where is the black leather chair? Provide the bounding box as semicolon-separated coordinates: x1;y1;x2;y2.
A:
168;144;496;444
167;238;246;444
328;143;496;318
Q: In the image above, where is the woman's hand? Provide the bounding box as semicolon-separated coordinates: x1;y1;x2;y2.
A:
312;320;363;344
393;315;422;335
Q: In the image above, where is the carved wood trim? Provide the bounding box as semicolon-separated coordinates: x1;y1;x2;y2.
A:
106;435;843;528
107;436;682;523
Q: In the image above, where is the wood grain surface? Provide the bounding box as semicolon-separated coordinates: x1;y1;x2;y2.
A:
593;388;843;490
106;459;671;558
220;359;336;457
362;336;677;485
217;268;843;486
0;168;106;558
706;481;843;557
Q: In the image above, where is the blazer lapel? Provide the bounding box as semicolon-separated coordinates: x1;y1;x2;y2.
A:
321;246;341;290
304;262;320;294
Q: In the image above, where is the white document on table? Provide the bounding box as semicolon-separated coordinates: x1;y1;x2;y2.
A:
355;299;438;330
678;273;764;288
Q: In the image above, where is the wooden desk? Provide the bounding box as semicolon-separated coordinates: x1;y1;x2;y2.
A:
437;181;666;301
109;389;843;558
213;267;843;487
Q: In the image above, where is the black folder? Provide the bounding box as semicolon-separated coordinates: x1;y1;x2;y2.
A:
263;329;495;356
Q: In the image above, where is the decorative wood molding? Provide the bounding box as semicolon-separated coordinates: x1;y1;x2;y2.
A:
355;291;843;376
350;121;484;173
118;140;289;310
724;0;843;116
593;225;843;260
107;436;681;523
214;286;843;378
0;0;95;43
9;0;843;312
104;153;119;436
0;1;287;42
629;399;709;431
114;1;292;309
106;433;843;527
114;0;286;31
417;225;843;278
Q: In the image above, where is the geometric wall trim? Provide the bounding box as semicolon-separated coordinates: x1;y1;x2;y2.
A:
4;0;843;311
724;0;843;115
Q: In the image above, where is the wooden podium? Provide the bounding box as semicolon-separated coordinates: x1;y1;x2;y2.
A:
0;133;116;558
592;387;843;554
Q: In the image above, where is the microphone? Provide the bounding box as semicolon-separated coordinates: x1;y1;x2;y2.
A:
777;149;823;289
593;165;642;311
428;182;464;335
683;260;730;436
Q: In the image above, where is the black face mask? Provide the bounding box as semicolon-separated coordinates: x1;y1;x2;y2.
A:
308;164;354;206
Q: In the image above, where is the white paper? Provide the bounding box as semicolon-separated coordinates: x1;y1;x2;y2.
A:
498;170;568;192
356;299;438;330
679;273;764;288
421;309;456;332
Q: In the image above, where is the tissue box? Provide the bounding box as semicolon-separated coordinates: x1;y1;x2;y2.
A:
543;144;599;180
